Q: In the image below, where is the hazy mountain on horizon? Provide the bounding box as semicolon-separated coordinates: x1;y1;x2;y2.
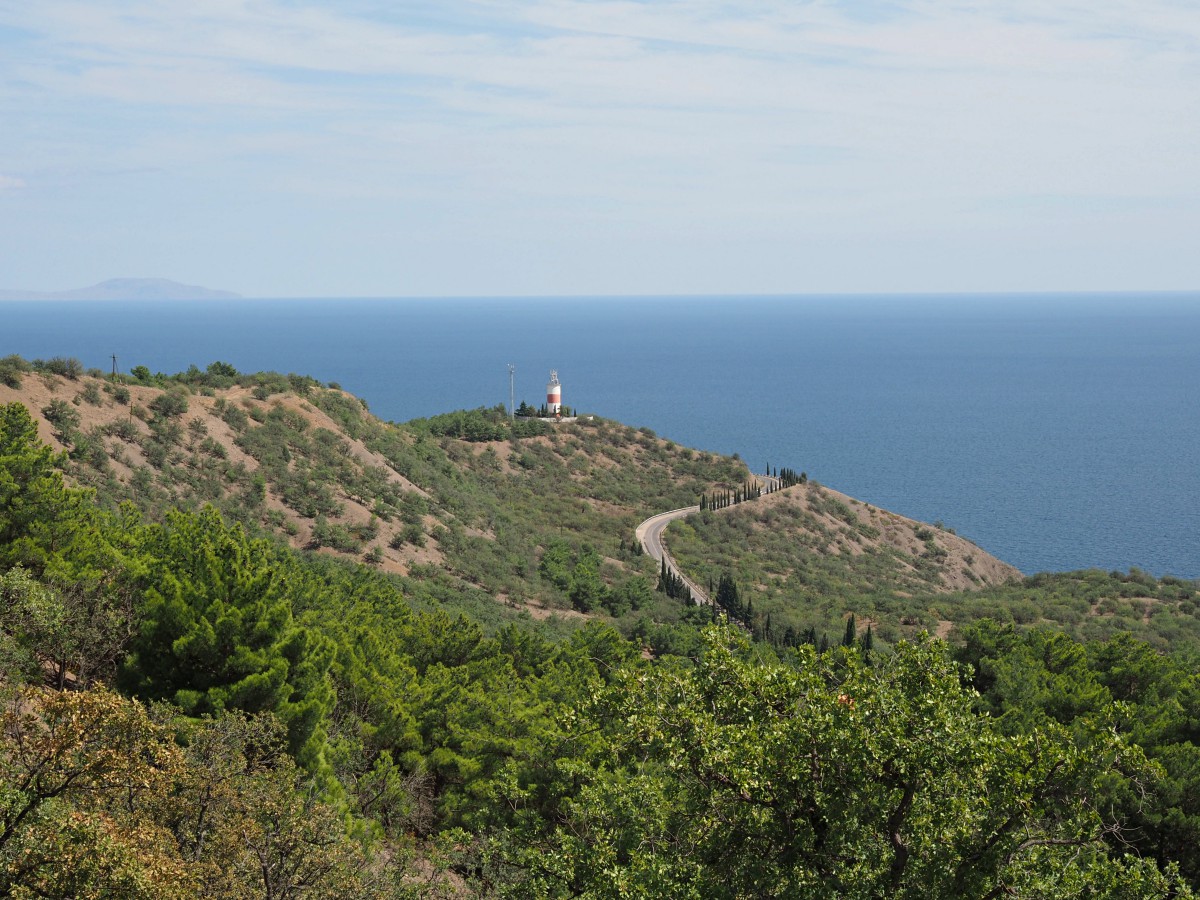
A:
0;277;241;301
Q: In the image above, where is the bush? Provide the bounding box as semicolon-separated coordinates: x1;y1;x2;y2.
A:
79;381;103;405
104;419;140;442
390;523;425;549
0;354;31;388
143;441;168;469
149;390;189;419
221;403;250;432
149;417;184;446
69;431;110;470
33;356;84;379
310;517;361;553
41;398;81;436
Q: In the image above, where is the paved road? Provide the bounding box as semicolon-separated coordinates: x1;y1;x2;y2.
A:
635;505;709;605
634;473;783;607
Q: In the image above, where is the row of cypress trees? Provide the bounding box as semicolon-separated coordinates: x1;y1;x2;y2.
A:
698;465;808;512
774;466;807;489
657;558;692;601
700;479;762;511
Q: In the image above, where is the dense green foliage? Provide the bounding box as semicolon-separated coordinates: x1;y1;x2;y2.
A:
118;508;337;767
956;622;1200;886
487;628;1192;898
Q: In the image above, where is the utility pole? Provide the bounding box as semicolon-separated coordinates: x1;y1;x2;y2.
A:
111;354;118;381
507;364;516;420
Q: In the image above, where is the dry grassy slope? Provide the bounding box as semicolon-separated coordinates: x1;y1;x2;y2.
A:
0;373;438;575
759;482;1018;590
0;375;749;591
2;372;1018;603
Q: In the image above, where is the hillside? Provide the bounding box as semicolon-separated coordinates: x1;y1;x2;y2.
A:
2;354;1197;652
0;357;1018;627
5;355;1200;897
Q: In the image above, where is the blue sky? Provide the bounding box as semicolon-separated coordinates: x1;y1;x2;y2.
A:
1;0;1197;297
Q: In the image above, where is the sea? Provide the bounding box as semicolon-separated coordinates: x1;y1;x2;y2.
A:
4;293;1198;579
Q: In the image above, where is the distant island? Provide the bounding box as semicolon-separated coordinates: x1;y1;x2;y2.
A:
0;277;241;301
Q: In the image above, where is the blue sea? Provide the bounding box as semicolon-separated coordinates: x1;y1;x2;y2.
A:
4;294;1198;579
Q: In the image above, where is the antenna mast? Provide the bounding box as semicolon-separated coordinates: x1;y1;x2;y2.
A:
507;364;516;420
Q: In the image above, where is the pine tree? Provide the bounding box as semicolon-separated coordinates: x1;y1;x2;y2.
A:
715;572;739;618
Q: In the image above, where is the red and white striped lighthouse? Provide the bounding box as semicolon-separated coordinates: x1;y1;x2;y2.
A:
546;370;562;415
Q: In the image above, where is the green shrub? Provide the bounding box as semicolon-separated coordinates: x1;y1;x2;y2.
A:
0;354;31;388
41;398;80;436
149;390;189;419
33;356;84;379
390;523;425;548
104;419;140;442
221;402;250;432
79;381;103;405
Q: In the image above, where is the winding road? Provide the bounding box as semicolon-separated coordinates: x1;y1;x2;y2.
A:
636;505;708;604
635;474;781;607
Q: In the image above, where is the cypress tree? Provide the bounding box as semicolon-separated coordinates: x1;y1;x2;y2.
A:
842;613;857;648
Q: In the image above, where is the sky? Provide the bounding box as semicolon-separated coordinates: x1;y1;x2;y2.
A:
1;0;1197;298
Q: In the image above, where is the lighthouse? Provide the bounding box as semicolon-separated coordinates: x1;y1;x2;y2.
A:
546;370;562;415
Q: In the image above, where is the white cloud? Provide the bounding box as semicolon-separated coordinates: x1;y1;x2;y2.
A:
0;0;1197;293
0;175;26;191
